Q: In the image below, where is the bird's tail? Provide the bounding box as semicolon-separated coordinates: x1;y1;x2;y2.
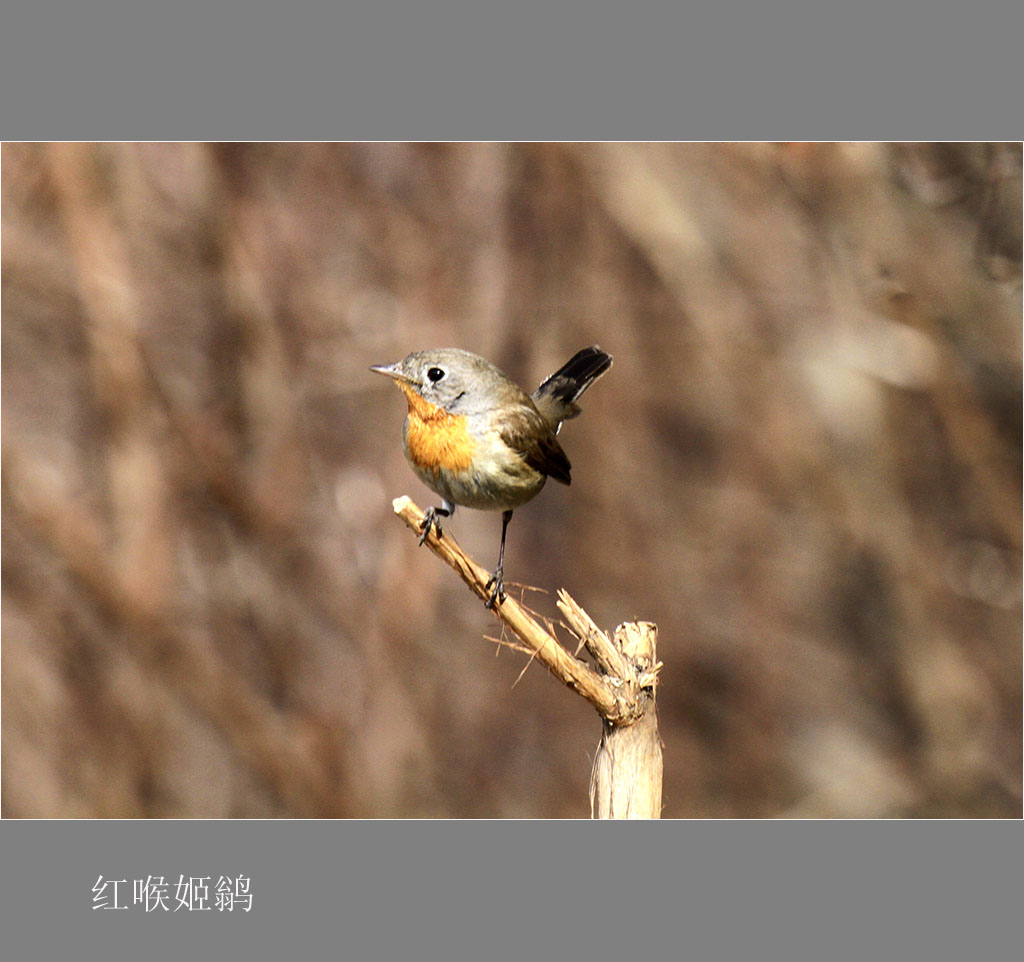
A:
532;345;613;432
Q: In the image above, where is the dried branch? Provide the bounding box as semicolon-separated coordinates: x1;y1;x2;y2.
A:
556;590;631;681
393;497;632;717
392;496;664;816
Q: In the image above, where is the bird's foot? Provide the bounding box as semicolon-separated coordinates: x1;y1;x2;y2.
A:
418;506;449;545
484;567;506;609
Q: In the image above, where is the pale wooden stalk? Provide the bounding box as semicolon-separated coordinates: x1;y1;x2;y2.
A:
589;622;663;819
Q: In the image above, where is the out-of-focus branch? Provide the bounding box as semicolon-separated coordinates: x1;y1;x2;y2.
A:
47;143;172;622
4;449;345;816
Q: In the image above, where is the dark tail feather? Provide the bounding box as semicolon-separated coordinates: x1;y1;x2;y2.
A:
532;345;613;429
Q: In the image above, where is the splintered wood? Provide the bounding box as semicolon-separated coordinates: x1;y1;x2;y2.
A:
589;621;663;819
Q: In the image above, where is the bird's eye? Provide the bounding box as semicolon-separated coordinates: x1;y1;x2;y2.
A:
426;367;446;383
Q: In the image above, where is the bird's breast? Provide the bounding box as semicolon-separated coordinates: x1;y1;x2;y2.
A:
400;388;477;475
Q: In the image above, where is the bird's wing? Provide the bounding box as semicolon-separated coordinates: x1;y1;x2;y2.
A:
498;403;572;485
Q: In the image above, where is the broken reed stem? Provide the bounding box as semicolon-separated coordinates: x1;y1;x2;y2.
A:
590;621;663;819
393;496;663;816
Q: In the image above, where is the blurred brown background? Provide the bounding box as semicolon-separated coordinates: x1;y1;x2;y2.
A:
2;142;1021;818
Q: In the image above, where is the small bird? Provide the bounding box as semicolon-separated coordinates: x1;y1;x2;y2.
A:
370;345;613;607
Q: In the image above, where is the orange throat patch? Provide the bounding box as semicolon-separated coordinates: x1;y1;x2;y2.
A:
398;384;477;475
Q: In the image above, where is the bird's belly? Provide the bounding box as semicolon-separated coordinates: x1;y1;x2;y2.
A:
404;419;546;511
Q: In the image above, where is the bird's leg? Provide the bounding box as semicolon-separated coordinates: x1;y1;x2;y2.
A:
419;499;453;545
485;509;513;609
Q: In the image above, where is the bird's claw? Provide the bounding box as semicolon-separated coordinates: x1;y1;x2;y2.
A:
484;568;506;609
418;507;447;545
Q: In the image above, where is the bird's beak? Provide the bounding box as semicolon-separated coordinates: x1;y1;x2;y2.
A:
369;362;414;385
